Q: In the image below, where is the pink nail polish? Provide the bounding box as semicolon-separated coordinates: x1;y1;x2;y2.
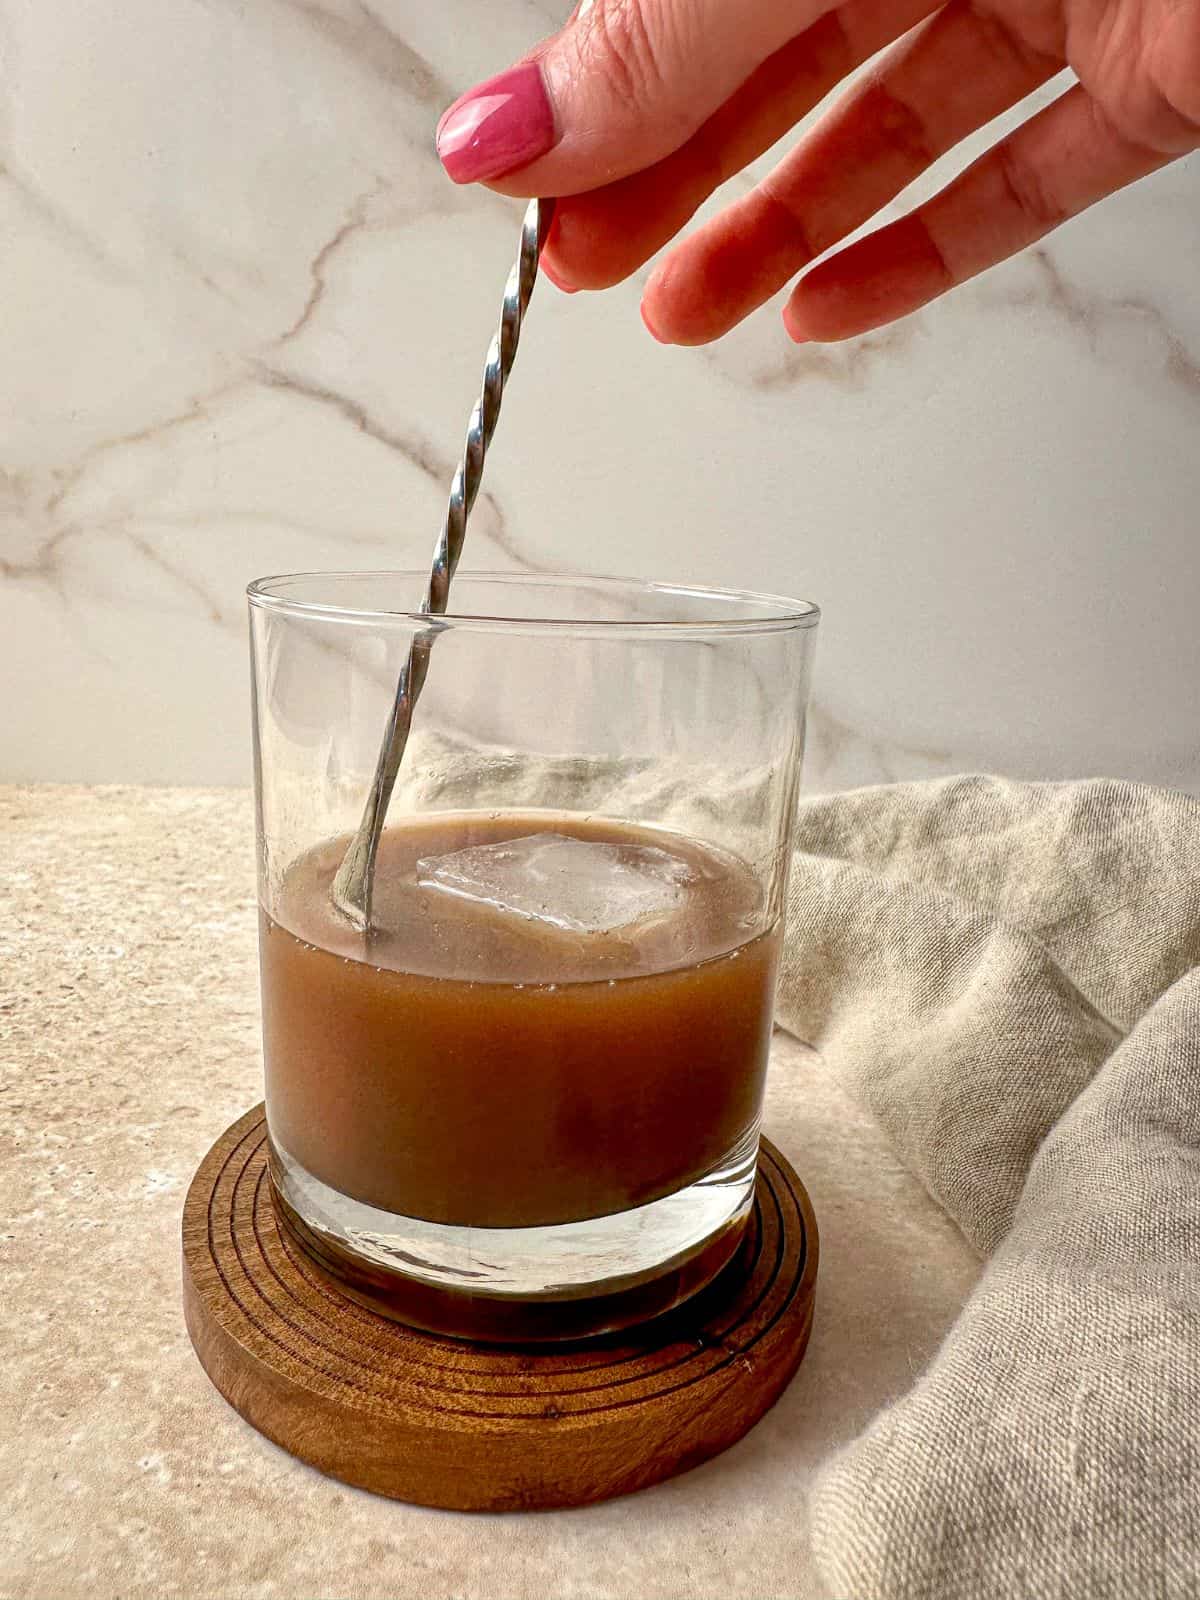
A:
436;63;557;185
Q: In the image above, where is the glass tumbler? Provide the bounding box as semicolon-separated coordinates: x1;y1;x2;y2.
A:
249;573;819;1341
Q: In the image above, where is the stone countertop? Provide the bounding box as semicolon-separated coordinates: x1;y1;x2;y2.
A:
1;786;978;1600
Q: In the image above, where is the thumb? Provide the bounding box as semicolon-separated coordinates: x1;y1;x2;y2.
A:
436;0;804;195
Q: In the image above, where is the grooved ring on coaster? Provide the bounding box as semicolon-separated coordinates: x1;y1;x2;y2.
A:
182;1106;818;1511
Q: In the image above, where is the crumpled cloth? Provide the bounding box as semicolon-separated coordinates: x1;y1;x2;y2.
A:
787;777;1200;1600
398;743;1200;1596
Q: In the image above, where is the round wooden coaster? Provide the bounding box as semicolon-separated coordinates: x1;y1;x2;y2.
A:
182;1107;818;1511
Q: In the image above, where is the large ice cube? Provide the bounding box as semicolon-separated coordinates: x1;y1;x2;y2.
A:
416;832;693;934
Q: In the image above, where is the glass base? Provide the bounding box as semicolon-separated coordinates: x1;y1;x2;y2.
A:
268;1127;759;1343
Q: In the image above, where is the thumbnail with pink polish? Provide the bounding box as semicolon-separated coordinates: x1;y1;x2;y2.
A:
437;63;556;184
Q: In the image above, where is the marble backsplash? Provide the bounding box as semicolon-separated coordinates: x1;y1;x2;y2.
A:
3;1;1198;793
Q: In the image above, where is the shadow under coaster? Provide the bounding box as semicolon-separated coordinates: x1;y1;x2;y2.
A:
182;1106;819;1511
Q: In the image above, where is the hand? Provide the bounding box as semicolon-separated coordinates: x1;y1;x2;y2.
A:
435;0;1199;344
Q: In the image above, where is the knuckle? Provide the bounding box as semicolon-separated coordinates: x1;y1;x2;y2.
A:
963;0;1059;82
995;139;1066;232
757;174;818;259
580;0;675;113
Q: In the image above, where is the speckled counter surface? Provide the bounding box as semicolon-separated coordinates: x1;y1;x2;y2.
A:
1;787;979;1600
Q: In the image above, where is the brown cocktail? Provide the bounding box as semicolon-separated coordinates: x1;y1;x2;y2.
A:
249;573;818;1339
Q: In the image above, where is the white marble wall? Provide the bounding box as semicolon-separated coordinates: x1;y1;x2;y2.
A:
3;1;1198;792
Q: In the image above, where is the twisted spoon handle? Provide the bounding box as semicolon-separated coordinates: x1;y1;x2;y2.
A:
332;197;555;930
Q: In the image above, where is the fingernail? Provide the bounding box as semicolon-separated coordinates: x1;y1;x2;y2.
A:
640;301;669;344
540;257;578;295
436;63;557;185
782;306;811;344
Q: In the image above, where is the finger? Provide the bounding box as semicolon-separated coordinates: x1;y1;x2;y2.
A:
785;82;1182;341
436;0;817;194
542;0;940;292
641;0;1060;344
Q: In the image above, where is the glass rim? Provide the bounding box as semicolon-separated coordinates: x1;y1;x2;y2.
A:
246;570;820;636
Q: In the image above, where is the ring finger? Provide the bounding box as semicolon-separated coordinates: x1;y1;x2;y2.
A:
641;0;1061;343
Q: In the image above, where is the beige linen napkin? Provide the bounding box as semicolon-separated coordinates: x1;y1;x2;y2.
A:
787;777;1200;1600
399;743;1200;1595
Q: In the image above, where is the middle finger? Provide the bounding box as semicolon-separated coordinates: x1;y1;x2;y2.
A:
543;0;943;290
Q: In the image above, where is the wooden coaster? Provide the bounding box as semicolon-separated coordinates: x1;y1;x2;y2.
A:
182;1106;818;1511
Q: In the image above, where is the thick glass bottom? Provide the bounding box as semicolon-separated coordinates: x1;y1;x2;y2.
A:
268;1126;759;1343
